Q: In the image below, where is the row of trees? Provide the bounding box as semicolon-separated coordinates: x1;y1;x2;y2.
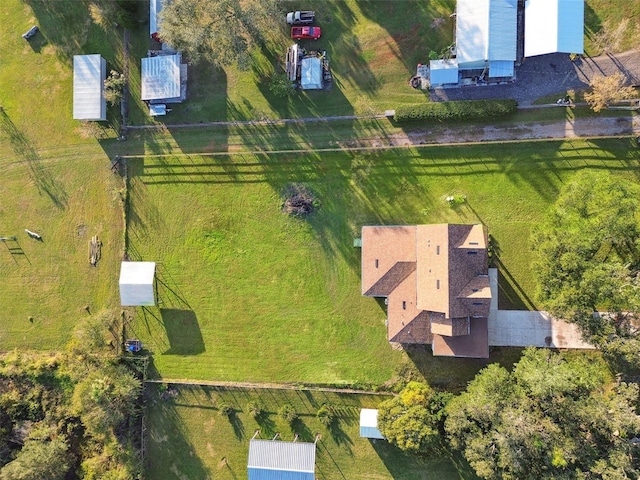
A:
0;311;142;479
379;349;640;479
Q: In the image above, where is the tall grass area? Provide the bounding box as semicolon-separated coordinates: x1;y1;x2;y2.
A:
125;137;640;384
146;384;479;480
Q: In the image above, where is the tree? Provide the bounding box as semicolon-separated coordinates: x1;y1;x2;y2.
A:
377;382;451;454
0;437;72;480
531;171;640;336
104;70;126;107
445;348;640;480
158;0;281;66
584;73;637;112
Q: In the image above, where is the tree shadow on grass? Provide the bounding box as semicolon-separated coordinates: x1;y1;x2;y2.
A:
0;110;67;210
160;308;205;355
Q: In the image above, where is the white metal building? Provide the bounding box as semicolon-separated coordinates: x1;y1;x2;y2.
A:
150;0;161;39
73;54;107;121
524;0;584;57
119;262;156;306
247;439;315;480
429;59;460;87
141;54;182;101
359;409;384;439
455;0;517;74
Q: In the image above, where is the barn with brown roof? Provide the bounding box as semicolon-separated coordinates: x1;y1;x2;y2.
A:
361;224;491;358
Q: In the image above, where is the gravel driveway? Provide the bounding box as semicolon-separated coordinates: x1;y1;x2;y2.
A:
430;49;640;106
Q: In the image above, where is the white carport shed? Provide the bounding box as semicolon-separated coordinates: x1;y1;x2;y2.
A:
300;57;323;90
248;439;315;480
429;59;459;86
360;409;384;439
119;262;156;306
141;54;181;101
73;54;106;121
525;0;584;57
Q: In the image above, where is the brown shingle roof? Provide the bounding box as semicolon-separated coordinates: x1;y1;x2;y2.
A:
361;224;492;358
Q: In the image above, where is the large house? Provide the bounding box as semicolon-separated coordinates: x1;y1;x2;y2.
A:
361;224;491;358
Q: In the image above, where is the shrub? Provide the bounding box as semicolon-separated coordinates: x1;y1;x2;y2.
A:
246;401;263;419
219;403;233;417
394;99;517;123
316;404;336;427
278;404;298;425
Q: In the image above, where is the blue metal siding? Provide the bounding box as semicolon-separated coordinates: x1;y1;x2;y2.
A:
360;426;385;439
248;468;314;480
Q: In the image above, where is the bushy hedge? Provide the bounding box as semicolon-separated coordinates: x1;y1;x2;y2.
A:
394;99;517;123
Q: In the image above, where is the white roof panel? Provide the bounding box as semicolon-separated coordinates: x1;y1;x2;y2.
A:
141;54;181;101
456;0;517;67
525;0;584;57
248;440;315;473
73;55;106;121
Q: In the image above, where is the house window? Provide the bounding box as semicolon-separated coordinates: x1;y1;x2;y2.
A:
436;280;440;289
472;302;482;305
402;301;406;310
375;259;379;268
472;288;479;292
467;251;478;255
436;245;440;255
470;242;479;245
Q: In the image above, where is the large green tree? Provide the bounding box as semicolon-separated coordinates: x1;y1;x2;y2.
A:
531;171;640;337
445;348;640;480
158;0;282;66
0;437;72;480
377;381;452;453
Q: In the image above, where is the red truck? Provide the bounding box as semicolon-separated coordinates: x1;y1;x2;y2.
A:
291;26;321;40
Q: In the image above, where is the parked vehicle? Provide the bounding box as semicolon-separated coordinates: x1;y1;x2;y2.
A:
291;26;321;40
286;11;315;25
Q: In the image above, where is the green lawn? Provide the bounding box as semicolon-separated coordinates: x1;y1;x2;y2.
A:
124;134;640;384
146;384;479;480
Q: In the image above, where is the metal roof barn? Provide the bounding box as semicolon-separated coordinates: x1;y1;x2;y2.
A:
360;409;385;439
247;439;315;480
141;54;181;101
73;55;106;121
119;262;156;307
429;59;460;86
524;0;584;57
456;0;517;69
300;57;323;90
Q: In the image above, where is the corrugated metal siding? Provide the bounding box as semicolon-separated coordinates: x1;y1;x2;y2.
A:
360;426;385;439
73;55;106;121
248;468;314;480
247;440;315;473
557;0;584;53
141;55;181;101
150;0;160;36
487;0;517;61
488;60;514;77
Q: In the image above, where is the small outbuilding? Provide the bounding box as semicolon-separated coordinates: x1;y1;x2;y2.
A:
73;54;107;121
119;262;156;307
247;439;315;480
429;59;460;87
300;56;323;90
359;409;384;439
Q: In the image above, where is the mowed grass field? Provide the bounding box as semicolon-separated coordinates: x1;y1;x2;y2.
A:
124;133;640;384
146;384;479;480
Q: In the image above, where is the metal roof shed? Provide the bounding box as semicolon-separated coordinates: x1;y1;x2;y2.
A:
429;59;459;86
73;54;106;121
141;54;181;101
360;409;385;439
456;0;517;69
119;262;156;306
248;439;315;480
524;0;584;57
300;57;323;90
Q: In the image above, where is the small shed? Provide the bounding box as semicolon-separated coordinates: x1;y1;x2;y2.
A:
300;57;323;90
73;54;107;121
141;54;182;102
248;439;315;480
359;409;384;439
119;262;156;306
429;59;459;87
